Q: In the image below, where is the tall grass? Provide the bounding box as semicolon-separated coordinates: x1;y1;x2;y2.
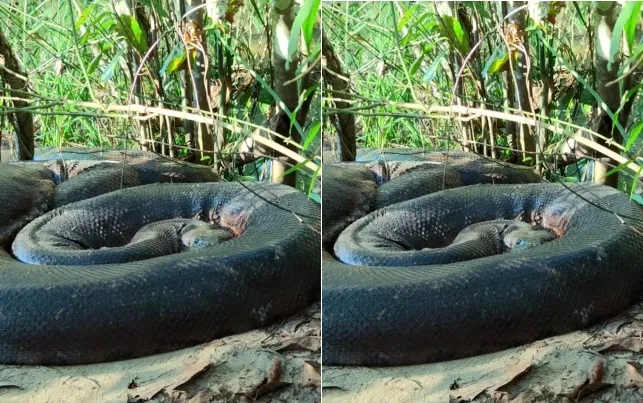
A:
0;0;321;190
322;1;642;194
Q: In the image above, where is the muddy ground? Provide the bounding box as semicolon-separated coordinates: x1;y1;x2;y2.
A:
0;304;320;403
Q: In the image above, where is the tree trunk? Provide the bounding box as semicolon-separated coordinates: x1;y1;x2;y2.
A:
185;0;215;165
537;37;551;165
214;37;229;164
591;1;637;188
178;0;196;162
0;31;34;160
500;2;517;160
322;31;356;162
507;1;536;165
234;58;317;170
270;0;301;186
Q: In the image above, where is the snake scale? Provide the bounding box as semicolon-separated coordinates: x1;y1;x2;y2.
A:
0;148;320;365
322;149;643;366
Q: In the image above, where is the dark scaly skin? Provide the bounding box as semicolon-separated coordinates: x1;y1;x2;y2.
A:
0;165;55;246
2;147;220;186
322;154;643;366
0;163;320;365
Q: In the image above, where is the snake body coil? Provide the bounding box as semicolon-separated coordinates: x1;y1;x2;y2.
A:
322;150;643;366
0;151;319;365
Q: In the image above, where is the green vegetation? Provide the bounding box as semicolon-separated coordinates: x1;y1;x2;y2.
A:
0;0;320;191
322;1;642;196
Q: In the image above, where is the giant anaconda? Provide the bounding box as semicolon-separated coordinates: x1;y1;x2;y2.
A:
322;149;643;366
0;149;320;365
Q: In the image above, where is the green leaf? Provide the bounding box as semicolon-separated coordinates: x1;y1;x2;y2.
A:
422;42;434;54
301;0;320;50
421;19;437;33
75;3;97;31
488;56;508;75
396;4;417;32
435;16;470;54
160;45;187;76
292;81;319;118
409;52;425;76
87;52;103;75
78;11;113;45
467;1;492;20
424;52;444;82
609;1;642;66
413;11;432;29
258;87;274;105
139;0;170;19
623;1;643;51
78;30;91;46
301;81;319;103
625;121;643;151
603;159;635;183
399;31;413;48
281;157;314;177
112;14;149;54
308;192;321;204
400;11;433;48
482;46;508;77
616;82;643;116
303;120;320;150
101;48;125;81
99;41;113;52
98;12;115;29
626;82;643;103
307;165;321;202
287;0;320;65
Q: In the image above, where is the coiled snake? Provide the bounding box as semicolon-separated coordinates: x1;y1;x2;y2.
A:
0;148;320;365
322;149;643;366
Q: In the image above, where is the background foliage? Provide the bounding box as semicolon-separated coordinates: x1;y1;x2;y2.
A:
0;0;320;191
322;1;642;198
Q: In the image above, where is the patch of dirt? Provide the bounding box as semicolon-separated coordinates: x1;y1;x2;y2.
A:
0;304;320;403
322;303;643;403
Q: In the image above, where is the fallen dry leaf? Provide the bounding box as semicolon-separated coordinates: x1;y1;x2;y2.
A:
302;361;321;388
169;390;189;403
492;390;511;403
588;337;643;353
187;388;218;402
624;361;643;389
590;360;604;383
597;316;633;335
268;336;320;352
449;361;533;402
278;316;315;335
127;361;211;402
491;390;542;403
510;389;542;402
244;359;290;400
566;360;612;402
